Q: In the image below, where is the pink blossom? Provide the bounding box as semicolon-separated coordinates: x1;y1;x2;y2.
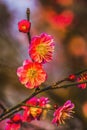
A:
17;60;47;89
5;114;22;130
22;97;49;122
68;74;76;81
77;73;87;89
29;33;55;63
52;100;74;125
39;97;49;107
18;19;31;33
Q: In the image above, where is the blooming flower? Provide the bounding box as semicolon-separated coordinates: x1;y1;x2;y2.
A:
18;19;31;33
52;100;74;126
5;114;22;130
29;33;55;63
17;60;47;89
22;97;49;122
38;97;49;107
77;73;87;89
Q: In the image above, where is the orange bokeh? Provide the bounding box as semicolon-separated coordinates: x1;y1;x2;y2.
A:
82;102;87;118
67;36;87;57
57;0;73;6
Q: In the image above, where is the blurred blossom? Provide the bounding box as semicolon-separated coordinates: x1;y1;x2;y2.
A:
67;36;87;57
50;10;74;30
5;114;22;130
82;102;87;118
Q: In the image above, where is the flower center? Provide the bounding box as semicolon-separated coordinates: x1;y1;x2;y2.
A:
30;107;42;118
27;68;37;79
36;44;48;56
61;111;69;120
22;25;26;30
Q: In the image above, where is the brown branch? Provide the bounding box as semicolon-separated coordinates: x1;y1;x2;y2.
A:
0;80;87;122
26;8;31;43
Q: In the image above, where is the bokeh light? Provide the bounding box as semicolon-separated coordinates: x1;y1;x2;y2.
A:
57;0;74;7
66;36;87;57
82;102;87;118
50;10;74;30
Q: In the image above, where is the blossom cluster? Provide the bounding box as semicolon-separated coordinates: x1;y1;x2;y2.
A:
5;18;76;130
22;97;49;122
6;97;49;130
17;20;55;89
6;98;74;130
68;73;87;89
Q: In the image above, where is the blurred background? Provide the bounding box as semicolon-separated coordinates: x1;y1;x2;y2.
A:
0;0;87;130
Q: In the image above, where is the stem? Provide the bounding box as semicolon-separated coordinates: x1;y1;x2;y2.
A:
0;104;6;112
26;8;31;43
22;104;53;110
0;80;87;122
0;92;37;119
75;68;87;76
52;80;87;89
0;108;22;122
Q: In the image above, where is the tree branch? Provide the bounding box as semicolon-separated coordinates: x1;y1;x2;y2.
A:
0;79;87;122
26;8;31;43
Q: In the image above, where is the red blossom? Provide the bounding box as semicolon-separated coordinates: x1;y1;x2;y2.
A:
22;97;49;122
77;73;87;89
29;33;55;63
18;19;31;33
68;74;76;81
5;114;22;130
52;100;74;126
51;10;74;30
39;97;49;107
17;60;47;89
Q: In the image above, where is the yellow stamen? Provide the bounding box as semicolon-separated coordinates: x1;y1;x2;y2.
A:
27;68;37;79
36;44;48;56
22;25;26;30
30;107;42;118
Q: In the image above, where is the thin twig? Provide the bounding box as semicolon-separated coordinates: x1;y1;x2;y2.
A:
75;68;87;75
26;8;31;43
0;104;6;113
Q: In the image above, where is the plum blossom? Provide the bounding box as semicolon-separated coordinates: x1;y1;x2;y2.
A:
29;33;55;63
52;100;74;126
17;60;47;89
68;74;76;81
18;19;31;33
22;97;49;122
77;73;87;89
5;114;22;130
